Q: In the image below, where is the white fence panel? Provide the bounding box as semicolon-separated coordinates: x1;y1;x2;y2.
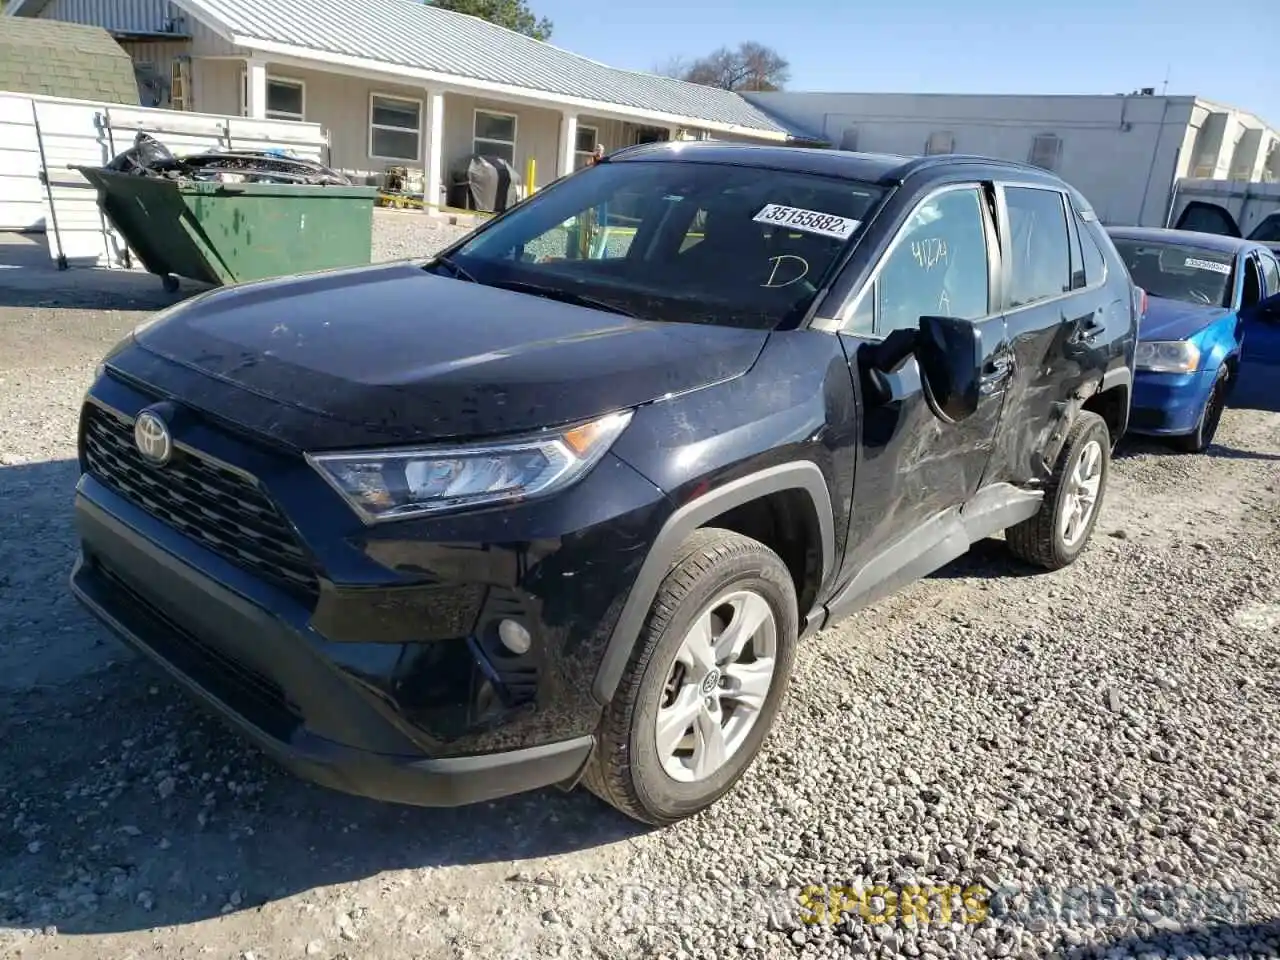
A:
0;95;45;232
33;99;126;266
0;90;330;269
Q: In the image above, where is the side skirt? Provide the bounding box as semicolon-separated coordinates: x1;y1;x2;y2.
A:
822;483;1043;626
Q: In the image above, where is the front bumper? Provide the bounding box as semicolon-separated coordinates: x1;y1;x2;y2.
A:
69;366;672;806
1127;368;1216;435
71;490;594;806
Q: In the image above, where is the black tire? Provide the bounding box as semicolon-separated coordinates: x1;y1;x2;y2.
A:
1006;411;1110;571
582;527;798;826
1171;365;1228;454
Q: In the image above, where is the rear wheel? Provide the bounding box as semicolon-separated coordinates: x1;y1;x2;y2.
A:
1006;411;1110;571
583;528;798;826
1172;365;1228;454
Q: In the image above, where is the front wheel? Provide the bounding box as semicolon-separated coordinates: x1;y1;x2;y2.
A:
1006;411;1110;571
583;528;798;826
1172;365;1229;454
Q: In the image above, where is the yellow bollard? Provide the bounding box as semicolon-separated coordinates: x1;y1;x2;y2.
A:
525;156;537;194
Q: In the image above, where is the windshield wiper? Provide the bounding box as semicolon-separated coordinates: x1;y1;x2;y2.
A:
483;279;639;318
432;254;477;283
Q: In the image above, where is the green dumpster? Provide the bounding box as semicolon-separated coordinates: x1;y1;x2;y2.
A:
74;167;378;291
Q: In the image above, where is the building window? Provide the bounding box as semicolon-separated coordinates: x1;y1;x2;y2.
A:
838;126;859;151
239;73;305;121
1028;133;1063;171
474;109;517;165
369;94;423;161
574;124;599;169
925;130;954;155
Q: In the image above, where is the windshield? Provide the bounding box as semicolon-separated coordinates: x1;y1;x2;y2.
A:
1111;239;1235;308
432;160;885;330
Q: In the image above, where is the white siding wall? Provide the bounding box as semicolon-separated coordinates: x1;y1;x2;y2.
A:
746;92;1199;226
191;63;570;195
444;92;561;189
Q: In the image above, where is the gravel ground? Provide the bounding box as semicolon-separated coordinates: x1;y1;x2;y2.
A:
2;217;1279;960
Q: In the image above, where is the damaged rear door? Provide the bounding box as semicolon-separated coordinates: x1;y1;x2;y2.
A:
984;182;1113;485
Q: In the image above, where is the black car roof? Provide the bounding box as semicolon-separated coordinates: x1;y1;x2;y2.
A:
1105;225;1264;256
606;140;1072;191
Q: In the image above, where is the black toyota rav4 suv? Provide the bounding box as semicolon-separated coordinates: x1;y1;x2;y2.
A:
72;143;1139;826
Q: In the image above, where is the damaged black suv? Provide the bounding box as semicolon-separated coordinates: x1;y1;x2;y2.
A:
72;143;1139;826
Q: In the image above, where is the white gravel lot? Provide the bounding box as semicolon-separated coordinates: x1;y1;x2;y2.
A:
1;214;1278;960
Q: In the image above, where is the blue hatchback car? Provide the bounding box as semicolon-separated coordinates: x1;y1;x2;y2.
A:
1106;227;1280;452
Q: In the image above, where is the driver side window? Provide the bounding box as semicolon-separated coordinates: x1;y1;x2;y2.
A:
847;187;992;337
1241;257;1263;309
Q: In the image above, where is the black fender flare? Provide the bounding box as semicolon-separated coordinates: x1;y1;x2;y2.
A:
1099;364;1132;395
590;461;835;705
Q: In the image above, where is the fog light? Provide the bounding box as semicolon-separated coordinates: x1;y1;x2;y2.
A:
497;619;532;655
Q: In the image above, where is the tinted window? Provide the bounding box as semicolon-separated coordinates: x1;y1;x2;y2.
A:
1111;239;1234;308
446;161;884;330
1261;252;1280;296
1004;187;1071;307
1066;208;1086;289
871;187;991;335
1079;218;1107;285
1241;257;1263;309
1250;214;1280;243
1178;202;1241;237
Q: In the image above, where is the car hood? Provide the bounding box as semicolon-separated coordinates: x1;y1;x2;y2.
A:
128;262;768;448
1138;297;1230;342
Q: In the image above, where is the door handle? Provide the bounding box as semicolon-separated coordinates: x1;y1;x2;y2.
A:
1072;313;1106;344
979;353;1013;394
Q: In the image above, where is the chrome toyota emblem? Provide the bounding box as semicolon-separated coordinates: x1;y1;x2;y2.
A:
134;409;173;466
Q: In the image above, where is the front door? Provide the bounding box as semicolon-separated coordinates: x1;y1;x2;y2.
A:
1243;249;1280;369
833;182;1010;604
983;183;1111;486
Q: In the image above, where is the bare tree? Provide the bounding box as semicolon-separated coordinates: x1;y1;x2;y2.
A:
670;42;790;92
652;54;690;79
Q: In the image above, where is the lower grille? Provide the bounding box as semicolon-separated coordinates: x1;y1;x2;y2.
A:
81;402;320;603
97;562;301;740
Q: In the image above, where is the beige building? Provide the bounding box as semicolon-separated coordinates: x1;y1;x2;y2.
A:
5;0;795;206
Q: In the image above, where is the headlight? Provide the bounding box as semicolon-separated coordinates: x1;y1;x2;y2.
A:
1135;340;1200;373
307;410;633;523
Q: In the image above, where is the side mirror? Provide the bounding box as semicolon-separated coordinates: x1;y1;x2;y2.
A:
915;315;983;423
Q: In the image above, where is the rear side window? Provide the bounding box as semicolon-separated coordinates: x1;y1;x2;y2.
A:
1004;187;1071;307
1078;219;1107;285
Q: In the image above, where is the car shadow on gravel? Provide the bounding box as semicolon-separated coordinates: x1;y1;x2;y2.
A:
927;536;1050;581
1081;919;1280;960
0;458;651;937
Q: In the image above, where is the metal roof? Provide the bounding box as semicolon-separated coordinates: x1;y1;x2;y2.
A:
176;0;792;136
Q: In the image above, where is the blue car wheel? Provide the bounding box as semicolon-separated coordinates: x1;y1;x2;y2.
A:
1173;364;1229;453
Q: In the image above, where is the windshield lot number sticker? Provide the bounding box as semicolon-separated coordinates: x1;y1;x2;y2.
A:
753;204;860;240
1184;257;1231;275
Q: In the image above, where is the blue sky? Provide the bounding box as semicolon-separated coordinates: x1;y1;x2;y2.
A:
531;0;1277;127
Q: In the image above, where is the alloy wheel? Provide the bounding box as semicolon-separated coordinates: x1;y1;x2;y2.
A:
1061;439;1103;548
654;589;778;783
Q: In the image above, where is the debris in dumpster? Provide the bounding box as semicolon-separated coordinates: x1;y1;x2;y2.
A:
101;131;352;186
